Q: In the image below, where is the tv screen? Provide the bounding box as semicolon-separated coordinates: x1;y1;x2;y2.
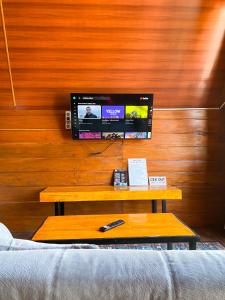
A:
71;93;153;140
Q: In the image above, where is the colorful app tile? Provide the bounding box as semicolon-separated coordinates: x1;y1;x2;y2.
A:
102;106;124;119
79;132;101;139
125;132;147;139
102;132;124;139
78;105;101;119
125;106;148;119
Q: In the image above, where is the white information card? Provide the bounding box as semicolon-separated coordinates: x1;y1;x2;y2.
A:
149;176;167;187
128;158;148;186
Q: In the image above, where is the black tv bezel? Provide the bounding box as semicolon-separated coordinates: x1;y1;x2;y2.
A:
70;93;153;140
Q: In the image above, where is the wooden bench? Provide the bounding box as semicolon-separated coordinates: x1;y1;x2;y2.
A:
40;185;182;215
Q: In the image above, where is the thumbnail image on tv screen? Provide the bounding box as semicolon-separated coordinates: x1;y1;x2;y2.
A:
71;93;153;140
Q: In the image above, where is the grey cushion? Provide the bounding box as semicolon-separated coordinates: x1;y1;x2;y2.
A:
0;249;224;300
0;223;13;240
0;222;98;250
1;239;99;250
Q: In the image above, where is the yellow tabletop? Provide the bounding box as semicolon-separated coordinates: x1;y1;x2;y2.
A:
32;213;195;241
40;185;182;202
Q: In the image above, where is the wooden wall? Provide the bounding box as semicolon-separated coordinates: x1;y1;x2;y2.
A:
0;109;224;236
0;0;225;236
2;0;225;108
0;3;13;106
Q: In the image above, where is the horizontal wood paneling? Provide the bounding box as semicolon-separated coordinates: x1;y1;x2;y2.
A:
4;0;224;7
0;159;223;173
1;131;222;146
0;1;225;236
0;171;223;187
0;7;13;106
0;109;224;235
2;0;225;108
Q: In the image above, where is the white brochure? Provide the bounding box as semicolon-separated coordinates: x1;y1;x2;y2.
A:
128;158;148;186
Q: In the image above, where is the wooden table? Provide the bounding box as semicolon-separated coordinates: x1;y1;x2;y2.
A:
40;186;182;215
32;213;199;250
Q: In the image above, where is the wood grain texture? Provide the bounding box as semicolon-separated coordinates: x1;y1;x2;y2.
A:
32;213;196;241
2;0;225;108
0;0;225;237
0;109;224;236
40;186;182;202
0;3;13;106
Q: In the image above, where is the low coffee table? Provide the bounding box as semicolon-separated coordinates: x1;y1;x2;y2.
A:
32;213;200;250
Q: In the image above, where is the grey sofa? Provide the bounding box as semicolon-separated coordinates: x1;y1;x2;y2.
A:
0;223;225;300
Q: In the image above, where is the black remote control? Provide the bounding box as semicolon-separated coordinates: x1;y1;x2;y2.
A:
99;219;125;232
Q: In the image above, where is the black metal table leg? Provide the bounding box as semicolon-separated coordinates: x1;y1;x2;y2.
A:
167;242;173;250
189;240;197;250
162;200;167;213
55;202;64;216
152;200;157;213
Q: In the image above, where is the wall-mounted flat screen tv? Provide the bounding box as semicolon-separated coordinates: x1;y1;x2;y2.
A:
71;93;153;140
